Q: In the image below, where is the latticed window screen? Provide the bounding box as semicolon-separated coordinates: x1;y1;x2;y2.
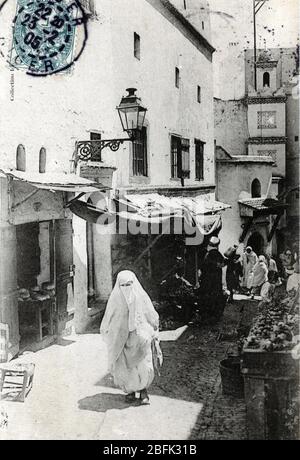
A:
257;149;277;164
258;111;277;129
195;140;205;180
132;127;148;177
171;136;190;179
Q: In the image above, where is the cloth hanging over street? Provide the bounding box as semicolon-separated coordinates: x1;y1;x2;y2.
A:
117;193;230;236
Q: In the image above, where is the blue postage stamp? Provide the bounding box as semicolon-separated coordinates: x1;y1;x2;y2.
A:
10;0;88;76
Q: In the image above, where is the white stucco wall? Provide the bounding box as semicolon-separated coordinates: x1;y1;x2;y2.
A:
214;98;248;156
0;0;215;188
0;0;116;173
0;0;216;315
286;91;300;221
110;0;215;188
216;161;273;254
170;0;212;43
249;143;286;178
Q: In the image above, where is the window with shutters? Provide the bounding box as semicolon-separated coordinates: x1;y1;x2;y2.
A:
132;127;148;177
181;138;190;179
171;135;190;179
195;140;205;181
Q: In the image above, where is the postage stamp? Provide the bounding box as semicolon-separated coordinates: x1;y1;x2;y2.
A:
9;0;88;76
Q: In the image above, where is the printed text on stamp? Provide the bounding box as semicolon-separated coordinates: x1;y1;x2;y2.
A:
11;0;87;76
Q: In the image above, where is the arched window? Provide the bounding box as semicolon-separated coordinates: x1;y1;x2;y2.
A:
16;144;26;172
252;179;262;198
263;72;270;87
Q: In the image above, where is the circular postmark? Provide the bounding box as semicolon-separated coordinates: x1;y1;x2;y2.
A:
11;0;88;76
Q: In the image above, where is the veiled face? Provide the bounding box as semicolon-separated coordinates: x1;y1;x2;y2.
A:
118;271;135;285
117;271;136;303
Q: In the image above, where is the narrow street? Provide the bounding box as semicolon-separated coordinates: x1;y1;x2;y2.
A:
0;299;256;440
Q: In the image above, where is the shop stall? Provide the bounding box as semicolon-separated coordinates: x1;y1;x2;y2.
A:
0;168;107;358
241;289;300;440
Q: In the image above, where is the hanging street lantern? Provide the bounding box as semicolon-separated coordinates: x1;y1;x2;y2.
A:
76;89;147;164
117;88;147;139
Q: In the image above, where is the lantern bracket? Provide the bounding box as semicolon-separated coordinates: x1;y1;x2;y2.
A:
76;138;132;163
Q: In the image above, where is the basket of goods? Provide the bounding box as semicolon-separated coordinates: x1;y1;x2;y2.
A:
245;290;300;353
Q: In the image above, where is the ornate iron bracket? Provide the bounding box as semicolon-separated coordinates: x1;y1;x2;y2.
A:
76;138;131;162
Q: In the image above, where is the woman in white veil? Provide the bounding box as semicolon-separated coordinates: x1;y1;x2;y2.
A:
100;271;162;405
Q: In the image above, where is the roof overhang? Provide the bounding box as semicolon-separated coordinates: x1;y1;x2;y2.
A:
239;197;288;218
0;168;109;193
145;0;215;60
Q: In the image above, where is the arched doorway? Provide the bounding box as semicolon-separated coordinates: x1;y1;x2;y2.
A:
247;232;265;256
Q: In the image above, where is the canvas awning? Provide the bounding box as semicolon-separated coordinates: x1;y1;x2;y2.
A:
0;168;109;193
69;192;230;236
115;193;231;236
70;199;115;225
120;193;230;215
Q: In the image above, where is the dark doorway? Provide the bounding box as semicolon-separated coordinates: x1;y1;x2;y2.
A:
16;223;40;288
251;179;262;198
247;232;265;256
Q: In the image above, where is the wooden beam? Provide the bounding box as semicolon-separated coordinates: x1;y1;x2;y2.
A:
12;189;40;210
65;192;85;208
267;212;283;242
239;218;254;243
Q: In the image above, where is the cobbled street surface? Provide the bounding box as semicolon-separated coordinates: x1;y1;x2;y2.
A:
0;298;257;440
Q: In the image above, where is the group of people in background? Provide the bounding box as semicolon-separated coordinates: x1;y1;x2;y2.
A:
226;243;299;303
198;236;300;321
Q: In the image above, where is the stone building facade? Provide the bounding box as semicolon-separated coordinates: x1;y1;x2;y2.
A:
215;47;299;256
0;0;221;356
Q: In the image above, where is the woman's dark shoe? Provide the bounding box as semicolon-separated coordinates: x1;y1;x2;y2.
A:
140;389;150;405
125;393;136;403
